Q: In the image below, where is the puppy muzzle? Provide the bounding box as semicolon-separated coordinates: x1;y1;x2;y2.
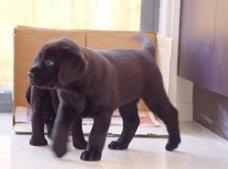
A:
28;69;45;87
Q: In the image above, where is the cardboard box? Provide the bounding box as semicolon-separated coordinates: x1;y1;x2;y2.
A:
13;26;172;136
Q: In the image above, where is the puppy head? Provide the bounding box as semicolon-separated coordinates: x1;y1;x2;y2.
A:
29;37;87;89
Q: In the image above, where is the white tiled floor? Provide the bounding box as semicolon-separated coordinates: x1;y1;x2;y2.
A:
1;113;228;169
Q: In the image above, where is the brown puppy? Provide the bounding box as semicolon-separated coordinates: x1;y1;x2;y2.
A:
28;36;181;161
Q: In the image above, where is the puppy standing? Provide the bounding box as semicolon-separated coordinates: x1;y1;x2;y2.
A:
26;85;57;140
28;35;181;161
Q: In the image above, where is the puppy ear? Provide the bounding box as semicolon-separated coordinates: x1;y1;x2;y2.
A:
58;47;87;86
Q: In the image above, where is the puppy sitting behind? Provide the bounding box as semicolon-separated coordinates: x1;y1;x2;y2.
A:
28;35;181;161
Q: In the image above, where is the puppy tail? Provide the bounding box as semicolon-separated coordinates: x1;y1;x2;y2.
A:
133;34;155;57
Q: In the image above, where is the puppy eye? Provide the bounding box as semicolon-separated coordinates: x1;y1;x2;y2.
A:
45;59;54;66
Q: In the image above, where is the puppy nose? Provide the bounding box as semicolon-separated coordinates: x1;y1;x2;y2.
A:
28;67;40;78
28;71;35;78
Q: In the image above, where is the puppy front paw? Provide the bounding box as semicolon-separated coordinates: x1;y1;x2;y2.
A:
108;141;128;150
80;150;101;161
52;142;67;158
166;134;181;151
29;136;47;146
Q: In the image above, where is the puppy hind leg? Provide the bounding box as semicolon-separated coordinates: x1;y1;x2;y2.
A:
46;110;55;138
46;90;58;138
142;94;181;151
72;115;87;149
108;100;140;150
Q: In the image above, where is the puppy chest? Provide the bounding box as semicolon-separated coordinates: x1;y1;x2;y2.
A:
82;99;108;117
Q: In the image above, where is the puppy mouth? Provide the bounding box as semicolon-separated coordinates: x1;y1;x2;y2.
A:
29;77;57;89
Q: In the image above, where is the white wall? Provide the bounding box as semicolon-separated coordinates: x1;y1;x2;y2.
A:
0;0;141;91
159;0;193;121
